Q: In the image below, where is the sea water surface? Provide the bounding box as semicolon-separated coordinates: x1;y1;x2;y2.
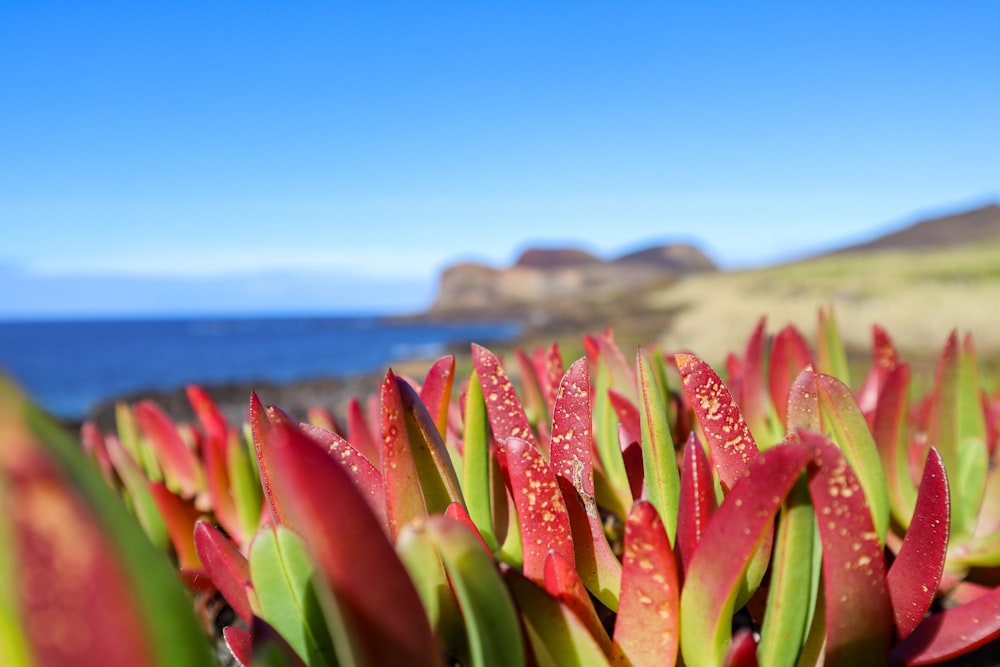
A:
0;315;519;421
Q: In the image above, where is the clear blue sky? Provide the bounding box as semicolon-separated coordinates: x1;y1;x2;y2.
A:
1;1;997;317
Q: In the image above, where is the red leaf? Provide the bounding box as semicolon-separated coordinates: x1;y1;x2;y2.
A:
768;325;813;428
612;500;679;667
186;385;229;454
149;481;202;570
500;436;575;583
675;354;759;492
472;343;537;447
608;388;642;447
5;447;153;666
379;370;428;538
890;585;1000;665
346;396;380;467
250;392;289;526
224;626;252;666
193;521;253;625
544;550;612;655
725;628;759;667
857;325;901;418
533;342;565;415
676;431;717;578
134;399;204;497
739;317;772;442
299;422;387;531
420;355;456;440
266;418;439;665
547;357;623;608
444;501;493;557
802;431;893;665
887;448;950;639
201;421;241;543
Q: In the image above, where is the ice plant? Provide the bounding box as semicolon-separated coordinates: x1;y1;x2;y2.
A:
4;312;1000;665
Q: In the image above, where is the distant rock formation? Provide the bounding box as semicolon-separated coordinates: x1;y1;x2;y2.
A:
828;202;1000;255
429;243;716;319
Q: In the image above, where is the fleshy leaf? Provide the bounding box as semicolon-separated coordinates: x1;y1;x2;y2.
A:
462;368;500;551
148;481;202;570
134;399;205;497
194;521;253;625
872;364;919;529
544;550;612;655
424;516;526;667
887;448;949;639
500;436;575;583
548;358;622;610
472;343;538;448
611;500;679;667
802;431;893;666
889;584;1000;665
516;348;551;430
265;418;439;665
768;325;813;429
346;397;381;467
756;477;816;667
420;355;457;440
299;422;387;530
813;373;891;541
739;317;777;445
637;349;680;542
250;393;289;526
248;525;336;667
505;568;612;667
680;442;813;667
675;431;717;578
589;339;634;518
817;306;850;385
675;353;759;493
379;369;429;537
224;626;252;666
102;432;169;550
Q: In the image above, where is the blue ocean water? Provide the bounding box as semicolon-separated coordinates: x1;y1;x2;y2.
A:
0;316;519;420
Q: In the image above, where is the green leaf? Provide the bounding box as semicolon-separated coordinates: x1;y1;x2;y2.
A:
424;516;525;667
813;373;891;542
757;477;816;667
817;306;850;386
506;569;612;667
637;349;680;543
249;525;337;667
462;369;499;551
228;428;264;544
680;441;812;667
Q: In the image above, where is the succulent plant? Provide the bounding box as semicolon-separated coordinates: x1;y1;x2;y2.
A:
3;311;1000;666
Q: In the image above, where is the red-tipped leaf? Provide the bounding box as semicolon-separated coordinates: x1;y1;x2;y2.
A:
194;521;253;625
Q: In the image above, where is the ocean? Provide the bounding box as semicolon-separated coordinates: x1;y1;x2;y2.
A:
0;316;519;421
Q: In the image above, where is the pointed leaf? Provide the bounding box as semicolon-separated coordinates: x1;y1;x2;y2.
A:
680;442;812;667
500;436;575;583
425;516;525;667
739;317;777;445
250;393;290;526
675;353;759;492
148;481;202;570
194;521;253;625
768;325;813;428
590;343;633;518
803;431;893;666
186;385;229;452
548;358;623;610
675;431;717;577
228;428;263;544
224;626;252;667
544;550;612;655
890;584;1000;665
506;568;612;667
637;349;680;543
103;433;169;550
534;342;565;414
346;397;381;467
817;306;850;385
462;368;500;551
872;364;919;529
134;399;205;497
611;500;679;667
887;448;949;639
516;348;551;429
380;369;429;537
420;355;456;440
265;418;439;665
814;373;891;541
472;343;537;447
756;477;816;667
299;422;387;530
397;376;466;510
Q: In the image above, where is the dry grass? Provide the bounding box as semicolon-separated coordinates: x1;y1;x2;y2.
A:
641;240;1000;370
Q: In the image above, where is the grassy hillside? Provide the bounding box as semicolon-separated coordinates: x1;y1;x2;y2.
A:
641;239;1000;370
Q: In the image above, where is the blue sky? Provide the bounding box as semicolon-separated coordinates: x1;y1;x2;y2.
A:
1;2;997;317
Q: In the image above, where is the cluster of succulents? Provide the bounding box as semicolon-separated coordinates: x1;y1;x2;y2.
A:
3;309;1000;666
